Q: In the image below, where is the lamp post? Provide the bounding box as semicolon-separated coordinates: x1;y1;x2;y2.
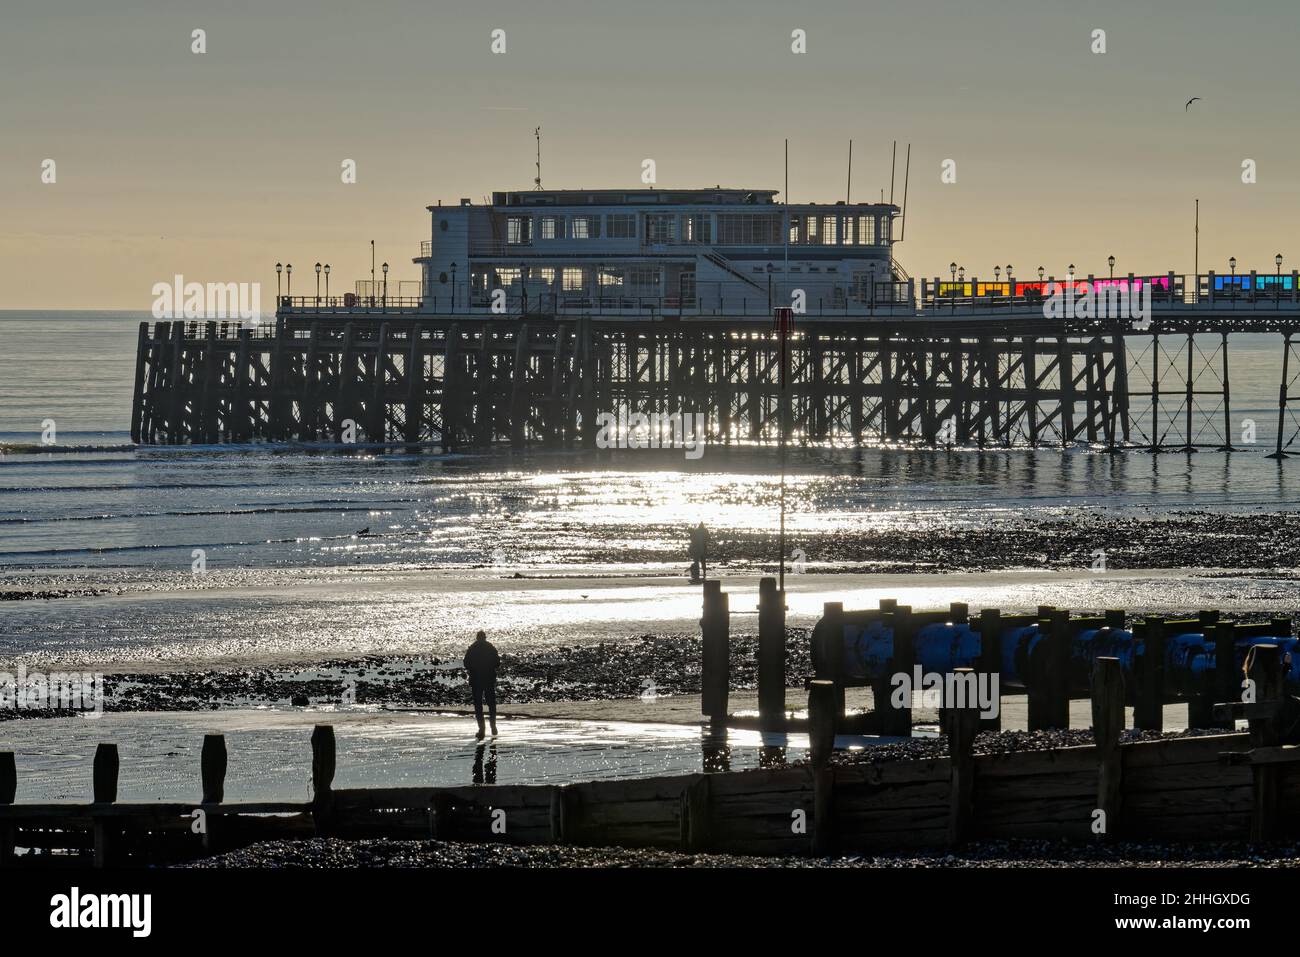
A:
286;263;292;299
958;266;965;282
1068;263;1075;281
275;262;283;304
994;265;1001;282
1229;256;1236;302
315;262;321;307
1038;266;1045;282
1108;255;1116;279
949;262;957;283
382;261;389;311
324;263;330;304
1276;253;1283;308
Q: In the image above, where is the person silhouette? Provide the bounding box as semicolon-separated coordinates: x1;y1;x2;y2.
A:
463;630;500;739
688;522;710;580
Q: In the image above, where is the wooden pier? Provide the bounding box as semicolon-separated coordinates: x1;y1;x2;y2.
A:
129;312;1300;456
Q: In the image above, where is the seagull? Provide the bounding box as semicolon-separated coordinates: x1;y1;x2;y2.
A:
1185;97;1201;111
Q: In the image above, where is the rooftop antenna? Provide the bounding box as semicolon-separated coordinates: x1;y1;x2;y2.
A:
899;143;911;242
533;126;542;190
889;140;897;205
845;140;853;205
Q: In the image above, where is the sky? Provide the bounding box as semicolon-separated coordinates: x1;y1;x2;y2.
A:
3;0;1300;309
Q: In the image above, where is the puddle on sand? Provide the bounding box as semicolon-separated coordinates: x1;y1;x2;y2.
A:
0;709;903;802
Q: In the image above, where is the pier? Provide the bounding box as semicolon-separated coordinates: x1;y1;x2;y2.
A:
129;271;1300;457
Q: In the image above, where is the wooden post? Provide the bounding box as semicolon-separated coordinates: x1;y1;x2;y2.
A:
0;752;14;865
1134;616;1166;731
1246;644;1282;843
943;667;979;845
311;724;336;835
1091;657;1125;840
201;734;227;805
549;786;571;844
977;608;1003;732
1104;609;1126;630
92;743;119;867
819;601;846;725
811;767;835;856
757;576;786;731
1213;621;1237;730
700;580;730;724
949;601;969;624
1188;611;1220;728
93;743;119;804
1029;610;1070;731
680;775;712;852
880;605;914;737
807;679;837;769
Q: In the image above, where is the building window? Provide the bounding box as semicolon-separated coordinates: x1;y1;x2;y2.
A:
682;214;711;243
562;267;585;291
821;216;838;245
645;214;676;243
629;268;661;295
571;216;598;239
855;216;876;245
717;214;782;245
506;216;531;244
493;267;521;287
607;214;636;238
540;216;561;240
598;269;624;292
805;216;818;243
539;267;556;285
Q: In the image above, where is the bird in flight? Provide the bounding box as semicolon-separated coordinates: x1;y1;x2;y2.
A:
1185;97;1202;111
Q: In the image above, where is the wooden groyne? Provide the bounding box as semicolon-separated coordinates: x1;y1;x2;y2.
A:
4;624;1299;867
129;315;1300;456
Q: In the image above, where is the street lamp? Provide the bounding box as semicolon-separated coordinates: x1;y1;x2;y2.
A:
994;266;1001;281
1038;265;1045;282
1276;253;1284;307
1108;255;1116;279
949;262;957;281
958;266;965;282
382;262;389;309
315;262;322;307
276;262;283;303
1067;263;1075;280
285;263;292;298
1229;256;1237;277
324;263;330;303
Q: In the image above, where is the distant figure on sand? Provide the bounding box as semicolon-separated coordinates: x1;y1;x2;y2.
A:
463;630;500;739
688;522;710;581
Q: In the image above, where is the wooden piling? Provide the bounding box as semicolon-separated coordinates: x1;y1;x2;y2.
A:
811;767;835;856
757;576;786;731
91;743;119;867
1134;616;1167;731
1246;644;1283;843
201;733;227;804
818;601;846;725
700;581;730;724
680;775;713;852
807;679;837;769
1091;657;1125;840
1213;620;1238;730
977;608;1003;732
943;667;979;845
1188;611;1220;728
879;605;915;737
0;752;14;865
1028;609;1070;731
311;724;336;835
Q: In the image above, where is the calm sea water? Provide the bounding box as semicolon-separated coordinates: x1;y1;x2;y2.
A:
0;311;1297;572
1;312;1297;668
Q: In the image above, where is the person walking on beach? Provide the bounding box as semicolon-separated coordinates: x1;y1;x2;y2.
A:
688;522;710;581
463;630;500;739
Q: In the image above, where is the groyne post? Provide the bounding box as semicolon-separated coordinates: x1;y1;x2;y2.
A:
311;724;336;836
1246;644;1283;843
757;576;786;731
942;667;979;845
1091;657;1125;840
977;608;1003;733
700;581;729;726
92;743;119;867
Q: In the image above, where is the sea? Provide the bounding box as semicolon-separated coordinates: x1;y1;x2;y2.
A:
1;311;1298;670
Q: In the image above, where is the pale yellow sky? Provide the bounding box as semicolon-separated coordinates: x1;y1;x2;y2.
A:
4;0;1299;309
